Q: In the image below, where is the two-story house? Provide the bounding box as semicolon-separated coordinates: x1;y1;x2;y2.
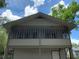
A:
3;12;75;59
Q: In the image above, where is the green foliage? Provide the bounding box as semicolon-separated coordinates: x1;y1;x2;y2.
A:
0;0;6;8
0;17;10;55
52;0;79;24
0;0;7;55
76;20;79;25
76;56;79;59
72;43;79;48
0;26;8;55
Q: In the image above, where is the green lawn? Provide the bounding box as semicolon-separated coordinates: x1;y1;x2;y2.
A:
76;56;79;59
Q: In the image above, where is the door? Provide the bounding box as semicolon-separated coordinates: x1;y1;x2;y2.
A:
52;51;60;59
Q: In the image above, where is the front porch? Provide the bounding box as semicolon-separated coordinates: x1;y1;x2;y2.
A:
7;48;73;59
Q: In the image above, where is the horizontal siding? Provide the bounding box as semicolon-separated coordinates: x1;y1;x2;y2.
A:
9;39;71;48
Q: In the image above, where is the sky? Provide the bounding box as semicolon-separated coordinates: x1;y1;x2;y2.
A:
0;0;79;44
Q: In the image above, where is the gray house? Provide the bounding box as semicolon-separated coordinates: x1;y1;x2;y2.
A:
73;47;79;58
3;12;75;59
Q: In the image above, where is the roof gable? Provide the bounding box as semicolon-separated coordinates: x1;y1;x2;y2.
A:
4;12;64;25
21;12;63;24
3;12;76;30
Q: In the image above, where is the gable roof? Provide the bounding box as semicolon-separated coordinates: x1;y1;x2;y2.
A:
3;12;76;30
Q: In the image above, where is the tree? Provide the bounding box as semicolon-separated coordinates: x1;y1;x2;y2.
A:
0;0;6;8
51;0;79;27
0;26;8;55
72;43;79;48
0;17;9;55
0;17;10;25
0;16;10;55
0;0;7;55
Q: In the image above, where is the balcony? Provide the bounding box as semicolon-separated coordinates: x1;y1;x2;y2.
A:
9;27;69;39
8;26;71;48
9;39;71;48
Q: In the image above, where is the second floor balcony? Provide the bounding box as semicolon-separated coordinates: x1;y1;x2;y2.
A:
9;26;70;39
8;26;71;47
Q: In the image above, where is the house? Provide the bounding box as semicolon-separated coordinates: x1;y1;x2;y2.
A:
73;47;79;58
3;12;75;59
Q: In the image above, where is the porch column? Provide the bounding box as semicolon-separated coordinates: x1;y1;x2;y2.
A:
69;48;74;59
3;45;8;59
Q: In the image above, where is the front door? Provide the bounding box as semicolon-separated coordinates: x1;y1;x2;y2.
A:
52;51;60;59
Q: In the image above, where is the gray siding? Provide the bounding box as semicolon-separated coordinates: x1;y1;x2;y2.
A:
14;48;51;59
9;39;71;48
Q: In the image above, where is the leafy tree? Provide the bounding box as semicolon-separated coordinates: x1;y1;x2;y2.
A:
0;0;6;8
0;0;7;55
51;0;79;27
0;17;10;25
72;43;79;48
0;26;8;55
0;17;9;55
